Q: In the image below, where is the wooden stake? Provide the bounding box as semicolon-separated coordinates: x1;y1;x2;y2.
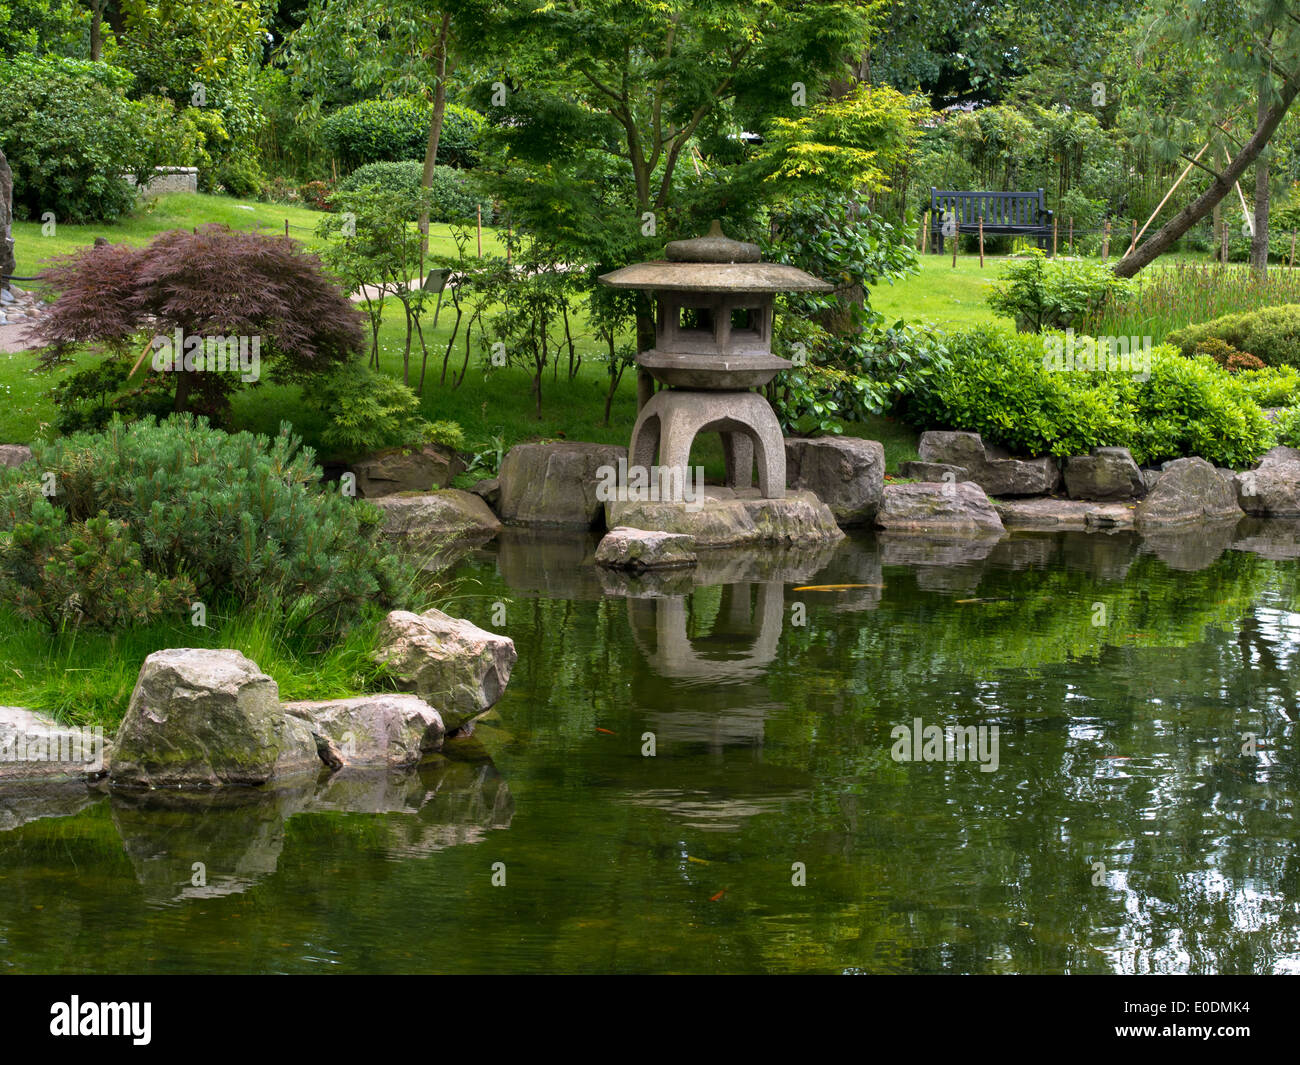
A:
1133;140;1209;253
1102;220;1111;261
921;210;930;253
1053;217;1058;257
126;333;155;382
951;224;958;268
1290;231;1296;269
284;218;290;240
1068;217;1074;255
477;204;483;257
1129;218;1137;256
978;216;985;267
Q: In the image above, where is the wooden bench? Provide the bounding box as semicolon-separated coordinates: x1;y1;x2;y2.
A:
929;188;1054;254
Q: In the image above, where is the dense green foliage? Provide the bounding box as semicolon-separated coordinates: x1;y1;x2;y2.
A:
1166;305;1300;369
0;416;402;632
335;160;491;223
303;361;461;457
319;98;483;169
987;252;1134;332
906;325;1274;467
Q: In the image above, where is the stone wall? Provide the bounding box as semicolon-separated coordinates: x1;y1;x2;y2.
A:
123;166;199;198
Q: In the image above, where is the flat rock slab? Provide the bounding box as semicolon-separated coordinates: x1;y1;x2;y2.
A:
784;436;884;525
370;489;502;542
595;527;698;570
374;609;517;731
606;488;843;547
0;707;109;784
498;441;626;527
350;443;464;497
995;497;1135;530
283;694;444;768
876;481;1005;535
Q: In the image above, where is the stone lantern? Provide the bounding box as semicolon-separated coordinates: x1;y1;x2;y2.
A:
598;221;831;500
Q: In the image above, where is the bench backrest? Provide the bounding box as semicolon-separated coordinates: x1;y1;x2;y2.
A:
930;188;1047;226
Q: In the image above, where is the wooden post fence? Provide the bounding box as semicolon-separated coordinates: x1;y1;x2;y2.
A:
978;217;985;267
1068;217;1074;255
1102;220;1111;261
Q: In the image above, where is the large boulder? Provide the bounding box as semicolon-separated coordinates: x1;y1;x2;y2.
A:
498;441;626;527
1135;457;1242;527
606;487;843;547
374;609;517;731
0;444;32;468
0;707;109;784
369;489;502;541
1063;447;1146;500
898;460;968;482
876;481;1005;535
0;147;14;292
350;443;464;498
595;527;697;570
979;453;1061;497
917;430;986;472
110;649;321;789
1235;460;1300;517
915;430;1057;496
784;436;884;525
283;694;444;769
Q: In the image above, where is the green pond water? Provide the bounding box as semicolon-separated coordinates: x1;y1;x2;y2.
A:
3;522;1300;974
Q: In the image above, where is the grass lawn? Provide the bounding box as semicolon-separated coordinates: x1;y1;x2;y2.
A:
870;252;1006;329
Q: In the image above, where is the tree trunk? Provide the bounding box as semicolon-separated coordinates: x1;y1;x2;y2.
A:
1114;75;1300;278
1251;83;1272;277
419;12;452;254
90;0;103;61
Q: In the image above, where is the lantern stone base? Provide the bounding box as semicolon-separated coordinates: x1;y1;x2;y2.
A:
605;488;843;548
630;389;786;499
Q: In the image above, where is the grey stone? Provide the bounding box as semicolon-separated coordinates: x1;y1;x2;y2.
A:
1257;445;1300;467
595;527;698;570
283;694;444;768
979;455;1061;497
0;707;110;784
784;436;884;525
0;147;13;293
995;497;1134;530
0;445;31;469
876;481;1005;535
470;477;501;510
370;489;501;542
1235;461;1300;517
1136;457;1242;527
373;609;517;731
351;443;464;498
498;441;626;527
1140;468;1162;493
877;531;1002;568
606;487;843;547
898;461;969;482
1064;447;1147;500
110;649;321;789
917;430;987;472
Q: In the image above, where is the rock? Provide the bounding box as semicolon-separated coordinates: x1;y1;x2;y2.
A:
374;609;517;731
876;481;1005;535
606;487;843;547
0;444;32;468
1257;445;1300;467
109;649;322;789
350;443;465;498
897;461;969;482
595;527;698;570
994;497;1134;530
1140;519;1239;571
1064;447;1147;500
497;441;626;527
1232;518;1300;560
1235;460;1300;517
370;489;501;542
283;694;444;769
784;436;885;525
470;477;501;510
917;430;987;472
0;707;109;783
979;455;1061;497
1135;457;1242;527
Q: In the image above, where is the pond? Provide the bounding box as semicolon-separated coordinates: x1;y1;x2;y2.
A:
2;523;1299;974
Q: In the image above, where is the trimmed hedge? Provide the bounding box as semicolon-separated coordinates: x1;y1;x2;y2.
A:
334;160;492;223
320;99;484;169
1166;304;1300;369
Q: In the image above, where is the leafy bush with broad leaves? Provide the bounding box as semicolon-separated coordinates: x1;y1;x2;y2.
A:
0;55;143;222
1166;304;1300;369
320;99;484;169
334;160;492;223
302;362;462;458
1272;405;1300;448
0;415;403;633
1236;365;1300;407
905;325;1273;468
987;250;1133;332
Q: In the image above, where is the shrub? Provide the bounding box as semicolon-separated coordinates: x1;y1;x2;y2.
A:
987;251;1133;332
320;99;484;169
0;416;403;632
1236;365;1300;407
298;180;334;210
1166;304;1300;369
905;325;1273;467
335;160;492;224
303;362;461;457
1273;405;1300;447
0;55;142;222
